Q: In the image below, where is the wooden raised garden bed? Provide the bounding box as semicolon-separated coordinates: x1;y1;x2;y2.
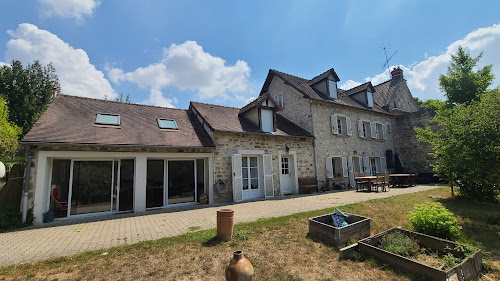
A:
308;213;371;246
358;228;482;281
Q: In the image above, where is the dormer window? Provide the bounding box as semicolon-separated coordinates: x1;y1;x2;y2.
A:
367;91;374;108
328;80;338;99
261;109;274;133
158;118;178;130
95;113;120;126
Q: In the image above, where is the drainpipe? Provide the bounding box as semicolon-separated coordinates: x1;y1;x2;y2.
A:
22;146;32;223
309;100;319;182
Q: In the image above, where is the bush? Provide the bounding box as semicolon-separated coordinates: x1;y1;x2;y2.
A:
408;202;461;240
379;231;420;257
0;205;33;231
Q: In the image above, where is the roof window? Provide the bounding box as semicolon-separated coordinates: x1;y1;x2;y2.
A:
95;113;120;126
158;118;178;130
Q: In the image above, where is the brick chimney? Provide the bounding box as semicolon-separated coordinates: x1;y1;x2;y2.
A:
391;67;403;79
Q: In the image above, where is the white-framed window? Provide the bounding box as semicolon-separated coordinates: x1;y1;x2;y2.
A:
95;113;120;126
157;118;178;130
358;120;372;139
326;156;348;179
328;80;338;99
242;156;259;191
275;93;283;108
331;114;351;136
367;91;374;108
281;157;289;175
370;158;378;176
386;123;392;133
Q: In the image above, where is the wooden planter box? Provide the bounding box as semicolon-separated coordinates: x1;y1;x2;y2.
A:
358;228;482;281
308;213;371;246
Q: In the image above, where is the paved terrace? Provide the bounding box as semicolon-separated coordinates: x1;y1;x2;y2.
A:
0;185;441;266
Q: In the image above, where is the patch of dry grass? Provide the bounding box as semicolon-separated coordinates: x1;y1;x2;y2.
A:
0;186;498;280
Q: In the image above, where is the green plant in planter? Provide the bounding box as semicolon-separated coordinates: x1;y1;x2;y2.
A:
379;231;420;257
409;202;461;240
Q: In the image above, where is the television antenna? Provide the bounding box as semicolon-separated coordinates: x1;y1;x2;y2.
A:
381;45;397;78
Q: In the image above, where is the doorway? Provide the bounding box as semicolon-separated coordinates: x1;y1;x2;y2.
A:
242;156;260;199
280;156;292;194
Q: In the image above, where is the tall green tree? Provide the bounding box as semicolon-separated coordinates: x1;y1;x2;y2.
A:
416;47;499;201
439;46;494;104
0;60;60;136
0;96;21;160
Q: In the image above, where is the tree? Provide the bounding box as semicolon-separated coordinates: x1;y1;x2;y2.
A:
415;91;500;201
0;60;60;136
419;99;446;111
114;93;131;103
0;96;21;160
439;46;494;104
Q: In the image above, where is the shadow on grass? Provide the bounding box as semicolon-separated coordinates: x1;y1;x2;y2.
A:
438;197;500;257
202;236;222;247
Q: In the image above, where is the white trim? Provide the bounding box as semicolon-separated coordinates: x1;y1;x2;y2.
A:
237;149;265;155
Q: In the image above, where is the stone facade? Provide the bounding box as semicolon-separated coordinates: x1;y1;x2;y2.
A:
212;131;315;203
388;79;420;114
393;109;437;174
311;100;395;182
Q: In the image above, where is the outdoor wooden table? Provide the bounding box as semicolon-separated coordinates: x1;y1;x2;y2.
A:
354;176;376;192
389;174;412;187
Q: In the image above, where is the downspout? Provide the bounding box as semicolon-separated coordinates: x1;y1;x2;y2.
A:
309;100;319;182
22;146;32;223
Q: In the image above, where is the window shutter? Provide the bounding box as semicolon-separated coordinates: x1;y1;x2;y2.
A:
363;157;370;176
232;154;243;202
370;122;377;139
331;115;338;135
382;124;387;140
263;154;274;198
346;117;352;136
358;120;363;137
358;157;363;173
380;157;387;172
341;157;348;177
325;157;333;179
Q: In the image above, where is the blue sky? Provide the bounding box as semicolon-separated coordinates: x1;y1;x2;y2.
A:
1;0;499;109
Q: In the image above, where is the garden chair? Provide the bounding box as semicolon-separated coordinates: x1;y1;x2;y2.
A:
354;172;369;192
373;173;384;192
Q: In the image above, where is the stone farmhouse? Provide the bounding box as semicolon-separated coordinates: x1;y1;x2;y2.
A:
21;67;428;224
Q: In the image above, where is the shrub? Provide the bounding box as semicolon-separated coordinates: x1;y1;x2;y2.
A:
0;205;22;231
408;202;461;240
379;231;420;257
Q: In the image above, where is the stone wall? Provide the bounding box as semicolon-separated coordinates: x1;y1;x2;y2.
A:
389;79;420;113
212;132;315;203
268;76;313;133
311;100;395;181
393;109;437;173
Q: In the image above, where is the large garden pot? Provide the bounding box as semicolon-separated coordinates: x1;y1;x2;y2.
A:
225;250;253;281
217;209;234;241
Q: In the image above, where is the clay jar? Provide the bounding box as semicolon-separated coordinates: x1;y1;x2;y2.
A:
225;251;254;281
217;209;234;241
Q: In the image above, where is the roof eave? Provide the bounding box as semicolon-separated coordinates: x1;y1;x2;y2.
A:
20;141;216;149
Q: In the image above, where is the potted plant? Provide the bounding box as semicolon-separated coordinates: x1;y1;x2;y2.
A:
199;193;208;204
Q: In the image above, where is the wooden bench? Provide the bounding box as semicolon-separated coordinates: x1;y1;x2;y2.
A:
298;177;321;194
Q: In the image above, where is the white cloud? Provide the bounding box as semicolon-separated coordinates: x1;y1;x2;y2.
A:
39;0;100;22
352;24;500;100
5;23;117;99
339;79;362;90
109;40;253;106
144;89;175;108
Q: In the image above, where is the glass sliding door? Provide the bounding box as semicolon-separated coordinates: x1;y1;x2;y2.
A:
167;160;195;204
50;159;71;218
146;159;164;208
70;160;114;215
117;159;134;211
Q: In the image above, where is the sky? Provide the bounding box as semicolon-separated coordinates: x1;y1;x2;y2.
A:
1;0;499;109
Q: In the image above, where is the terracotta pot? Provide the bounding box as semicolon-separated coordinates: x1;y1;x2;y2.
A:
217;209;234;241
225;251;254;281
199;194;208;204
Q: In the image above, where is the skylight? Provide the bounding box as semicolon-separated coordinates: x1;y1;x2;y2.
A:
158;118;178;130
95;113;120;126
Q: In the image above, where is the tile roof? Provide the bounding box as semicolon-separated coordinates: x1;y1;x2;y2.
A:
373;76;403;107
308;68;340;85
22;94;215;148
343;81;375;96
191;102;313;138
239;92;281;114
262;69;391;115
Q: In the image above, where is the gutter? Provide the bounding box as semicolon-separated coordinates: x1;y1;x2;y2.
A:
310;100;319;182
22;146;32;223
20;141;216;149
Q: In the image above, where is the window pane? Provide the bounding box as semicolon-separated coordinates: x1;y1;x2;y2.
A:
243;179;249;190
71;161;113;215
158;119;178;129
250;157;257;167
242;167;248;178
250;167;258;178
242;157;248;167
96;114;120;125
250;179;258;189
146;160;164;208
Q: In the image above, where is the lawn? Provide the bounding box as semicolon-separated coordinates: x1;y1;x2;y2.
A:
0;186;498;280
